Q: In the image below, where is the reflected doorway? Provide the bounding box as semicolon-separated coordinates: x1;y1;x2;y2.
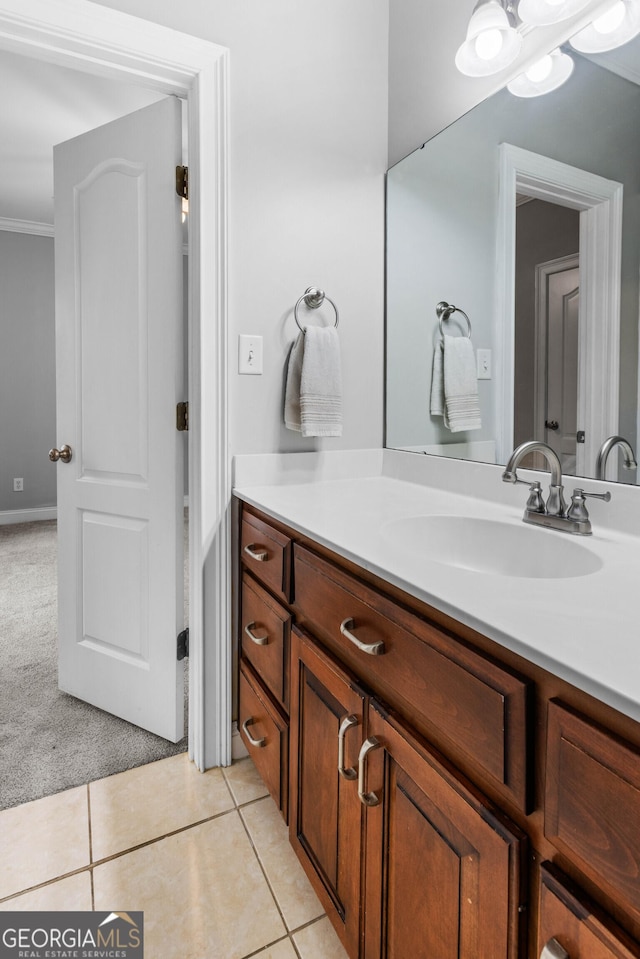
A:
514;197;580;475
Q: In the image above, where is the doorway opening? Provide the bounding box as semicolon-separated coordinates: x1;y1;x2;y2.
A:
513;196;580;475
495;143;623;478
0;59;191;810
0;0;231;795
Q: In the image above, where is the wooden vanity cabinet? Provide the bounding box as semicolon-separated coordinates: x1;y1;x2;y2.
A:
288;624;526;959
289;626;367;959
235;503;640;959
362;701;526;959
238;507;293;821
537;863;640;959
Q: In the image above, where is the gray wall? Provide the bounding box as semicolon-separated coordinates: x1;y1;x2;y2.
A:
0;231;56;513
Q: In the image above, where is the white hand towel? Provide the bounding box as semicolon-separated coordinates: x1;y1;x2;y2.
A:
284;332;304;432
430;339;445;417
284;326;343;437
430;335;481;432
300;326;342;437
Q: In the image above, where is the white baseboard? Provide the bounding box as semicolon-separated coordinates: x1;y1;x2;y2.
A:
0;507;57;525
231;721;249;760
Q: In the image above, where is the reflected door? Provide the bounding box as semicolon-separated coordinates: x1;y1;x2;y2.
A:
535;257;580;475
53;97;185;741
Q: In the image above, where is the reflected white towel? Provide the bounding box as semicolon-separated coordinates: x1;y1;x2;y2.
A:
430;335;481;433
284;326;343;437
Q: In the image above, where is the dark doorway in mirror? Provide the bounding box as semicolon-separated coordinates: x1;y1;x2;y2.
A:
515;198;580;475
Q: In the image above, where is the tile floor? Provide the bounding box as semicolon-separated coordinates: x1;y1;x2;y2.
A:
0;754;349;959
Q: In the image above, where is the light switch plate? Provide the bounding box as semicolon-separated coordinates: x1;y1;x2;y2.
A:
238;335;263;375
477;349;492;380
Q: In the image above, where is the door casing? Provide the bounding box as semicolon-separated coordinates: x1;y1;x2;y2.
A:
0;0;231;770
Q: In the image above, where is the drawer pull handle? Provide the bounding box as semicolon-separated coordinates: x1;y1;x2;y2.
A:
244;544;268;562
241;717;266;748
244;622;269;646
541;939;569;959
338;714;359;780
340;618;385;656
358;736;381;806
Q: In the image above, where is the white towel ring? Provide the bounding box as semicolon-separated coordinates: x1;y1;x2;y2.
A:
294;287;340;333
436;301;472;338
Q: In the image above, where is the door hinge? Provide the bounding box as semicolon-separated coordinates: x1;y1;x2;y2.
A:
177;627;189;661
177;401;189;432
577;430;585;444
176;165;189;200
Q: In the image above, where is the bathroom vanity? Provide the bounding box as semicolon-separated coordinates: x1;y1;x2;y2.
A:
234;452;640;959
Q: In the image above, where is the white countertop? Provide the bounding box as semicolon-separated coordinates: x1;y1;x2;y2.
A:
234;449;640;723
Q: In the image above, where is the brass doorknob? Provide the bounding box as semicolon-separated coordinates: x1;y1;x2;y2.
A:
49;445;72;464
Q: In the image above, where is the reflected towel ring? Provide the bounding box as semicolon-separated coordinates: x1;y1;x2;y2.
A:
294;287;340;333
436;301;472;338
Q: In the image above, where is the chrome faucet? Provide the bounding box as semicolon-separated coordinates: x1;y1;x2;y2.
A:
502;440;610;535
595;435;637;481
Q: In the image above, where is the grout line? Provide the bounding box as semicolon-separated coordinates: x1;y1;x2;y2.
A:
86;785;93;863
87;784;95;910
237;801;292;936
0;804;239;905
238;933;292;959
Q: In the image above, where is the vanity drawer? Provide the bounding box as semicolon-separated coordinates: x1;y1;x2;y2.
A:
545;700;640;919
293;544;530;811
241;510;292;603
537;863;640;959
239;659;289;822
241;573;290;712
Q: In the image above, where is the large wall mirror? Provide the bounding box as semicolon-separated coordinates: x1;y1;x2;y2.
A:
386;41;640;484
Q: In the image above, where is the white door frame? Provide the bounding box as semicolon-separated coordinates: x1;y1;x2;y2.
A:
496;143;623;476
0;0;231;770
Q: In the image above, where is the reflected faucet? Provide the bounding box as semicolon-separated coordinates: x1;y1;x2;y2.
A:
502;440;610;535
595;436;637;481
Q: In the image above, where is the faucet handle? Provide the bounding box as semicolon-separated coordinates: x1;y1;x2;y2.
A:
525;481;545;513
567;487;611;522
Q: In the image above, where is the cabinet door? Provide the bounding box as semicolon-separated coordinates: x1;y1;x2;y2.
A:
289;626;367;959
538;863;640;959
362;703;526;959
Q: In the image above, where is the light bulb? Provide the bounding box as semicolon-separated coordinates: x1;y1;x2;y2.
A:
474;27;504;60
593;0;626;33
526;54;553;82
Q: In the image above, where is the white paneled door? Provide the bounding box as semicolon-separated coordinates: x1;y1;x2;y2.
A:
53;97;185;741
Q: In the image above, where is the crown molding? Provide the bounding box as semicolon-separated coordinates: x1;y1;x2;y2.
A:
0;217;53;236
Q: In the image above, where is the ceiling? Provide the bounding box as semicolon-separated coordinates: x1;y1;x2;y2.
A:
0;49;170;228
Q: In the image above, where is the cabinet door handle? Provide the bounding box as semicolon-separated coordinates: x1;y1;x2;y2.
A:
338;714;359;780
541;939;569;959
244;544;268;562
241;717;266;748
340;618;385;656
358;736;381;806
244;622;269;646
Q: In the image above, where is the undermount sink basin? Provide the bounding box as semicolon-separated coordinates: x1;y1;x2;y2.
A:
380;515;603;579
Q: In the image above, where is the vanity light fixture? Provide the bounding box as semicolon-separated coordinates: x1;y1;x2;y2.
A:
517;0;593;25
455;0;523;76
507;46;574;95
569;0;640;51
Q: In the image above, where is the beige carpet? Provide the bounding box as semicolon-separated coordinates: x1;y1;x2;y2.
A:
0;518;188;810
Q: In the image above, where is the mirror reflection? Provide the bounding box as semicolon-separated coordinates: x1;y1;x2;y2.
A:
386;44;640;483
